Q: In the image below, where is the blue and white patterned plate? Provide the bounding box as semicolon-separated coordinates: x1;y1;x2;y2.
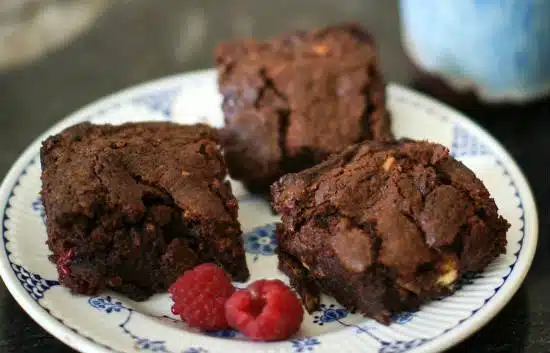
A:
0;70;538;353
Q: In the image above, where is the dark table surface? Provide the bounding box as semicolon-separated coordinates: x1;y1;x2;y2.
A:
0;1;548;352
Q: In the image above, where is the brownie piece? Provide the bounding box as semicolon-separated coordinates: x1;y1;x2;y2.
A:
215;23;393;193
40;122;249;300
271;139;509;323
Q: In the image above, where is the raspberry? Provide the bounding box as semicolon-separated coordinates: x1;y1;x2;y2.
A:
57;248;74;279
225;279;304;341
168;263;234;331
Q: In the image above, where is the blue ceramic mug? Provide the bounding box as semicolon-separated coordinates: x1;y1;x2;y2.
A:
400;0;550;102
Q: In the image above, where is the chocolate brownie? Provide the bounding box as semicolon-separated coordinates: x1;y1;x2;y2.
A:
271;139;509;323
40;122;249;300
215;23;393;193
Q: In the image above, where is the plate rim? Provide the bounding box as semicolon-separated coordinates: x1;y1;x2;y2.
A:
0;70;538;353
386;84;538;353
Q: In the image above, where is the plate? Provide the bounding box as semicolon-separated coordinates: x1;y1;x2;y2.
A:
0;69;538;353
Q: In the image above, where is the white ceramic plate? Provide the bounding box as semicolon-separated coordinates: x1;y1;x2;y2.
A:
0;70;538;353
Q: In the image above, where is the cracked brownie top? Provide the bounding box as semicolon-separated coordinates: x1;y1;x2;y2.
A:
40;122;249;299
215;23;392;193
41;122;232;224
272;139;509;322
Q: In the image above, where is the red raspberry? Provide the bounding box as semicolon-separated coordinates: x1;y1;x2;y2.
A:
225;279;304;341
168;263;234;331
57;248;74;279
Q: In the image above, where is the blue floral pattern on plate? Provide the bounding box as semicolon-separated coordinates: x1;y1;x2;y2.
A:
132;87;180;118
313;304;348;326
244;223;278;261
378;339;427;353
390;311;414;325
353;323;428;353
135;339;168;353
205;329;239;339
183;348;209;353
0;72;532;353
89;296;125;314
310;303;421;352
291;337;321;352
90;295;207;353
11;263;59;301
31;196;46;225
451;125;489;157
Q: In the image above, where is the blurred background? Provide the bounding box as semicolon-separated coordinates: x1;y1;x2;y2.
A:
2;0;548;183
0;0;110;70
0;0;414;176
0;1;548;353
0;0;410;75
